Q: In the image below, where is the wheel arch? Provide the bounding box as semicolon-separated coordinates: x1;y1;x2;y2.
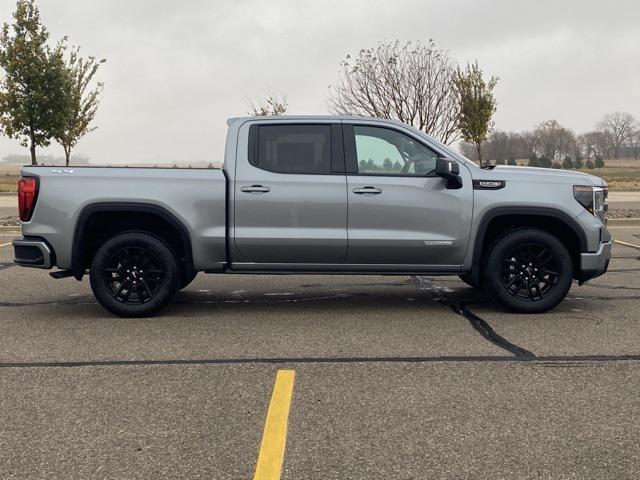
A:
469;207;587;285
71;202;194;281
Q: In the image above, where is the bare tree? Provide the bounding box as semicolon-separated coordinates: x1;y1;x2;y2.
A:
578;131;612;160
597;112;637;159
461;131;526;164
532;120;575;161
249;93;287;116
328;40;460;145
626;129;640;160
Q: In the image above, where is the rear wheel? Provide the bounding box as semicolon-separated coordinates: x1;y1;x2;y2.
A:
484;229;573;313
89;232;179;317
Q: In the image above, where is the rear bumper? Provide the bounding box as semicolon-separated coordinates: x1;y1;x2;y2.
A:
12;237;54;269
578;241;612;283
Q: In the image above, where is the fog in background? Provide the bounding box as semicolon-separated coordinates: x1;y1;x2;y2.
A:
0;0;639;165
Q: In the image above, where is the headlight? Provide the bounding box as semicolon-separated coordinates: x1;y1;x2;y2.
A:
574;185;607;223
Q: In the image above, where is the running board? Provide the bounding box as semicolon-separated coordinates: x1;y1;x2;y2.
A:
49;270;74;279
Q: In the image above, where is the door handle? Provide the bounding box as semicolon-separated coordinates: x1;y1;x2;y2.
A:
353;186;382;194
241;185;271;193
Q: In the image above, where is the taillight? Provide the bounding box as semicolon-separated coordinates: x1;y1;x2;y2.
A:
18;176;39;222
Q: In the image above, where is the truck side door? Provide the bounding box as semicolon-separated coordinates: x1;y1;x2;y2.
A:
233;122;348;265
343;123;473;267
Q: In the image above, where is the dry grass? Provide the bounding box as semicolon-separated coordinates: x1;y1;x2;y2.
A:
580;167;640;189
0;165;20;193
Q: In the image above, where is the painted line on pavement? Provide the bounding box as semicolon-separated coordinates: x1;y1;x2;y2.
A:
0;242;12;248
253;370;296;480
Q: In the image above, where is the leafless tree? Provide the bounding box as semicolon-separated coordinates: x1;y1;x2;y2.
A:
328;40;460;145
531;120;575;161
248;93;287;116
596;112;637;159
578;131;612;160
626;129;640;160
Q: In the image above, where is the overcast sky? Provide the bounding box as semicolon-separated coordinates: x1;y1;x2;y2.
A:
1;0;639;165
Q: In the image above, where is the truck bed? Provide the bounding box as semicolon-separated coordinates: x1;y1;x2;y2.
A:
20;166;227;272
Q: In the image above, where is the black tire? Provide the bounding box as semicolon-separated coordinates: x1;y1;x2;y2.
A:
484;228;573;313
89;232;179;317
179;270;198;290
458;274;482;289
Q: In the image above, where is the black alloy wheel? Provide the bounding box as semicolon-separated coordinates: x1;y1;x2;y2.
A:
103;247;163;304
500;243;560;301
90;232;180;317
484;228;573;313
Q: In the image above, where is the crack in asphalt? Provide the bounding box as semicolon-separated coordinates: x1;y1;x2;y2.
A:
452;302;535;359
411;276;536;359
0;354;639;369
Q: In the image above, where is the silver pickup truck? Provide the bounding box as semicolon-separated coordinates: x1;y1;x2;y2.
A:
13;116;611;317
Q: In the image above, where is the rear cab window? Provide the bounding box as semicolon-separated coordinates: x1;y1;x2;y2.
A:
249;124;333;174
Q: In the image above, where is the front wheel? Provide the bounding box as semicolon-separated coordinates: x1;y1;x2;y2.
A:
89;232;179;317
484;229;573;313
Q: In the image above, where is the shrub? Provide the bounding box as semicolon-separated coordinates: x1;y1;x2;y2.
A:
538;156;552;168
586;159;595;169
594;156;605;168
507;158;517;166
574;157;584;169
562;156;574;169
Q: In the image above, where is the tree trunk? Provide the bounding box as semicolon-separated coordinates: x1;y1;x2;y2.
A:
29;129;37;165
476;142;483;167
64;146;71;166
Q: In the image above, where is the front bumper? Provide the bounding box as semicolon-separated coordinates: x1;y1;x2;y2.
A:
12;237;54;269
578;241;612;283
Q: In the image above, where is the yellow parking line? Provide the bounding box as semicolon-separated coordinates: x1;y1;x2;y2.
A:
253;370;296;480
615;239;640;251
0;242;12;248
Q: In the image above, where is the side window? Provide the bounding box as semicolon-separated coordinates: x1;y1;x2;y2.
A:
354;126;439;176
253;124;331;174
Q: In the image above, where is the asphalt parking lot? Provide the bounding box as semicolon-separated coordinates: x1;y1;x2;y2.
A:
1;225;639;479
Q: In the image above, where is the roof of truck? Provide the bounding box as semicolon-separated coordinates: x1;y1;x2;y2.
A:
226;115;410;127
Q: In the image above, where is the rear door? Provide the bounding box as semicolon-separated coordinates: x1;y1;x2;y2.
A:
344;123;473;267
233;122;348;264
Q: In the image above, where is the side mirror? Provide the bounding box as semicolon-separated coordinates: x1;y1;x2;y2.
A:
435;158;462;189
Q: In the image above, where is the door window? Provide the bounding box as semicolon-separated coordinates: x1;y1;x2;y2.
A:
252;124;331;174
354;126;439;176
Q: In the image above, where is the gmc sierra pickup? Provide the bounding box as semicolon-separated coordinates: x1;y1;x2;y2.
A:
13;116;611;317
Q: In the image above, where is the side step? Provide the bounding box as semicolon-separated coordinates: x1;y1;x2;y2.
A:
49;270;74;279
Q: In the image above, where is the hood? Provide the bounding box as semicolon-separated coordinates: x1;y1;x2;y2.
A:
487;165;605;187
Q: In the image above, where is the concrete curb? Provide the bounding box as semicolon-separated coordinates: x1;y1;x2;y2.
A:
0;227;20;235
608;218;640;227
